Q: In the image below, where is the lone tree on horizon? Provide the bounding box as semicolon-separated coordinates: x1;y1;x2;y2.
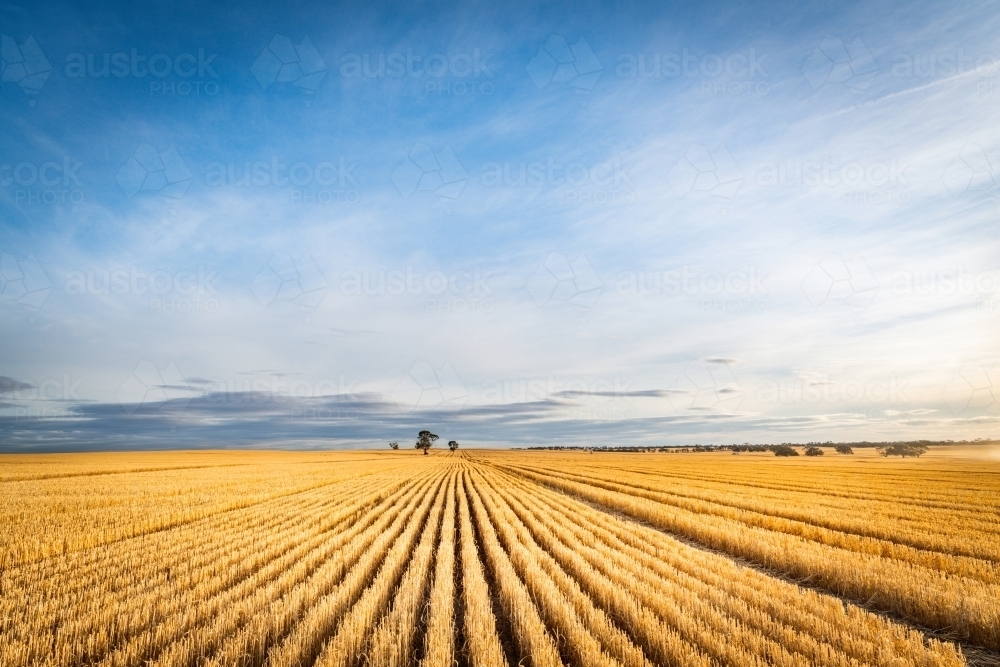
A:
389;442;399;450
448;440;459;451
415;430;439;455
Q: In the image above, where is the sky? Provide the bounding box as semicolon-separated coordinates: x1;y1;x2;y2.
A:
1;0;998;451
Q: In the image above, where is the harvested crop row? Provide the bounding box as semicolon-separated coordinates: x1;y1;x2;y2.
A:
534;463;1000;566
366;471;456;667
486;464;965;667
466;469;627;667
312;467;451;667
243;469;446;667
514;464;1000;583
456;466;507;667
1;474;395;666
0;465;393;597
1;469;409;656
419;474;457;667
3;470;424;667
461;471;563;667
475;467;808;667
500;462;1000;651
0;459;411;568
150;471;440;667
565;460;1000;550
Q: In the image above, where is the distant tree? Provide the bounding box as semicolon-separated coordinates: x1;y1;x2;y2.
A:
834;445;854;454
772;445;799;457
804;446;824;456
878;444;928;458
415;430;439;455
448;440;459;451
389;442;399;450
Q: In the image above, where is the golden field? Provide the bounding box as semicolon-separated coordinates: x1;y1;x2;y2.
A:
1;447;999;666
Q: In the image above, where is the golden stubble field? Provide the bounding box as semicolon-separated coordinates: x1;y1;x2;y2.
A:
1;447;999;667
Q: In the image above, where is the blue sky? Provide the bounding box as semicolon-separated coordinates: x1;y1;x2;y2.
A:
1;0;998;450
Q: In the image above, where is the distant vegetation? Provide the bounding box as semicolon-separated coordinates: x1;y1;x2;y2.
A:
878;444;929;458
804;446;824;456
524;439;994;453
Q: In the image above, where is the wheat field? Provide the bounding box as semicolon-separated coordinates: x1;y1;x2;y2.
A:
2;448;999;667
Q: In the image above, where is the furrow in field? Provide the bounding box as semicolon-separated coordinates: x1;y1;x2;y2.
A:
313;467;451;667
478;465;805;667
365;471;455;667
467;468;625;667
503;464;1000;582
145;471;439;667
462;470;562;667
547;463;1000;563
456;466;508;667
1;470;396;641
419;474;458;667
264;469;446;667
5;472;415;667
501;462;1000;652
0;466;400;569
490;465;964;667
568;461;1000;539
